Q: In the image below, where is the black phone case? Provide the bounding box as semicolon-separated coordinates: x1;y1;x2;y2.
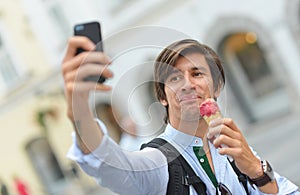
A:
74;21;105;83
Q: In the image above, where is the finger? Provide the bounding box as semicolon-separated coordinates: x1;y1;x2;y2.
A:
81;51;112;65
213;134;241;149
62;56;82;77
207;125;222;139
63;36;95;62
62;52;92;76
207;124;240;140
222;118;240;132
217;147;242;158
210;118;240;132
208;118;223;127
95;83;113;91
62;51;112;76
70;82;112;94
66;64;113;82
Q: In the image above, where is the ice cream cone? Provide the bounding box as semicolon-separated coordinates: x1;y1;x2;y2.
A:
200;98;222;124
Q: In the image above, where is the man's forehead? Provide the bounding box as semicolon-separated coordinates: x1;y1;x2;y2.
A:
169;63;209;73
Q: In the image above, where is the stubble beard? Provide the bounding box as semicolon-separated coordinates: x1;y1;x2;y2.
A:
180;102;201;122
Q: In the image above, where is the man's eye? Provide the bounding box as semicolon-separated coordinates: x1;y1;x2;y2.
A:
170;75;182;82
193;72;204;77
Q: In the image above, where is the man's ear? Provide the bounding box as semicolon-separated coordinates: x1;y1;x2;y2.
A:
160;99;168;106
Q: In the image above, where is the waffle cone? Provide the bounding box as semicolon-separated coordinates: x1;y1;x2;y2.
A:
203;111;222;125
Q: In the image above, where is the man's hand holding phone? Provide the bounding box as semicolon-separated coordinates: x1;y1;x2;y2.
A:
62;21;113;121
74;21;108;83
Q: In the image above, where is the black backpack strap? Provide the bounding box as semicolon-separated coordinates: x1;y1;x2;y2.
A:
141;138;207;195
228;159;250;195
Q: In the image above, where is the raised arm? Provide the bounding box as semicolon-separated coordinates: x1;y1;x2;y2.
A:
62;36;113;154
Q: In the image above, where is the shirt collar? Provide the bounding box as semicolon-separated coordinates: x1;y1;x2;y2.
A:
164;123;204;148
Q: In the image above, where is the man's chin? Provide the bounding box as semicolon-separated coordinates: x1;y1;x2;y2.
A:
180;107;200;121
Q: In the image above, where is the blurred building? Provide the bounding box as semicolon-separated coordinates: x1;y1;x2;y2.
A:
0;0;299;194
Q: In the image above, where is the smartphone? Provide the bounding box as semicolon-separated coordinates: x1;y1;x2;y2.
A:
74;21;106;83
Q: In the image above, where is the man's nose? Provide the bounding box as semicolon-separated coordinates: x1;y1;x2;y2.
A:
181;73;195;90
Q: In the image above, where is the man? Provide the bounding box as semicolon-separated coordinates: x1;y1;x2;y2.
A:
62;37;299;194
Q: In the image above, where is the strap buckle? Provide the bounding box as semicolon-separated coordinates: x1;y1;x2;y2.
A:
182;175;190;186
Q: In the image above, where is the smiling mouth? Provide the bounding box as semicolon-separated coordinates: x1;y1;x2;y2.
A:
179;95;202;102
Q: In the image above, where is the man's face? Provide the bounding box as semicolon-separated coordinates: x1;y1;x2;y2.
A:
162;52;217;125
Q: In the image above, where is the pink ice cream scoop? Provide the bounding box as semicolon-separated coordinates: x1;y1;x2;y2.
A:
199;98;222;125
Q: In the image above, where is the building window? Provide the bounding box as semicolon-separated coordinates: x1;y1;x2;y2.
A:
286;0;300;50
25;137;65;194
41;0;70;49
218;32;290;122
0;34;22;92
48;4;70;36
228;33;281;98
20;0;73;64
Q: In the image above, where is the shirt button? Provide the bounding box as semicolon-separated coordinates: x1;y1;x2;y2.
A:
200;158;204;163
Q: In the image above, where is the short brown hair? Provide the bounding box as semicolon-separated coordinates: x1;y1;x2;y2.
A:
154;39;225;123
